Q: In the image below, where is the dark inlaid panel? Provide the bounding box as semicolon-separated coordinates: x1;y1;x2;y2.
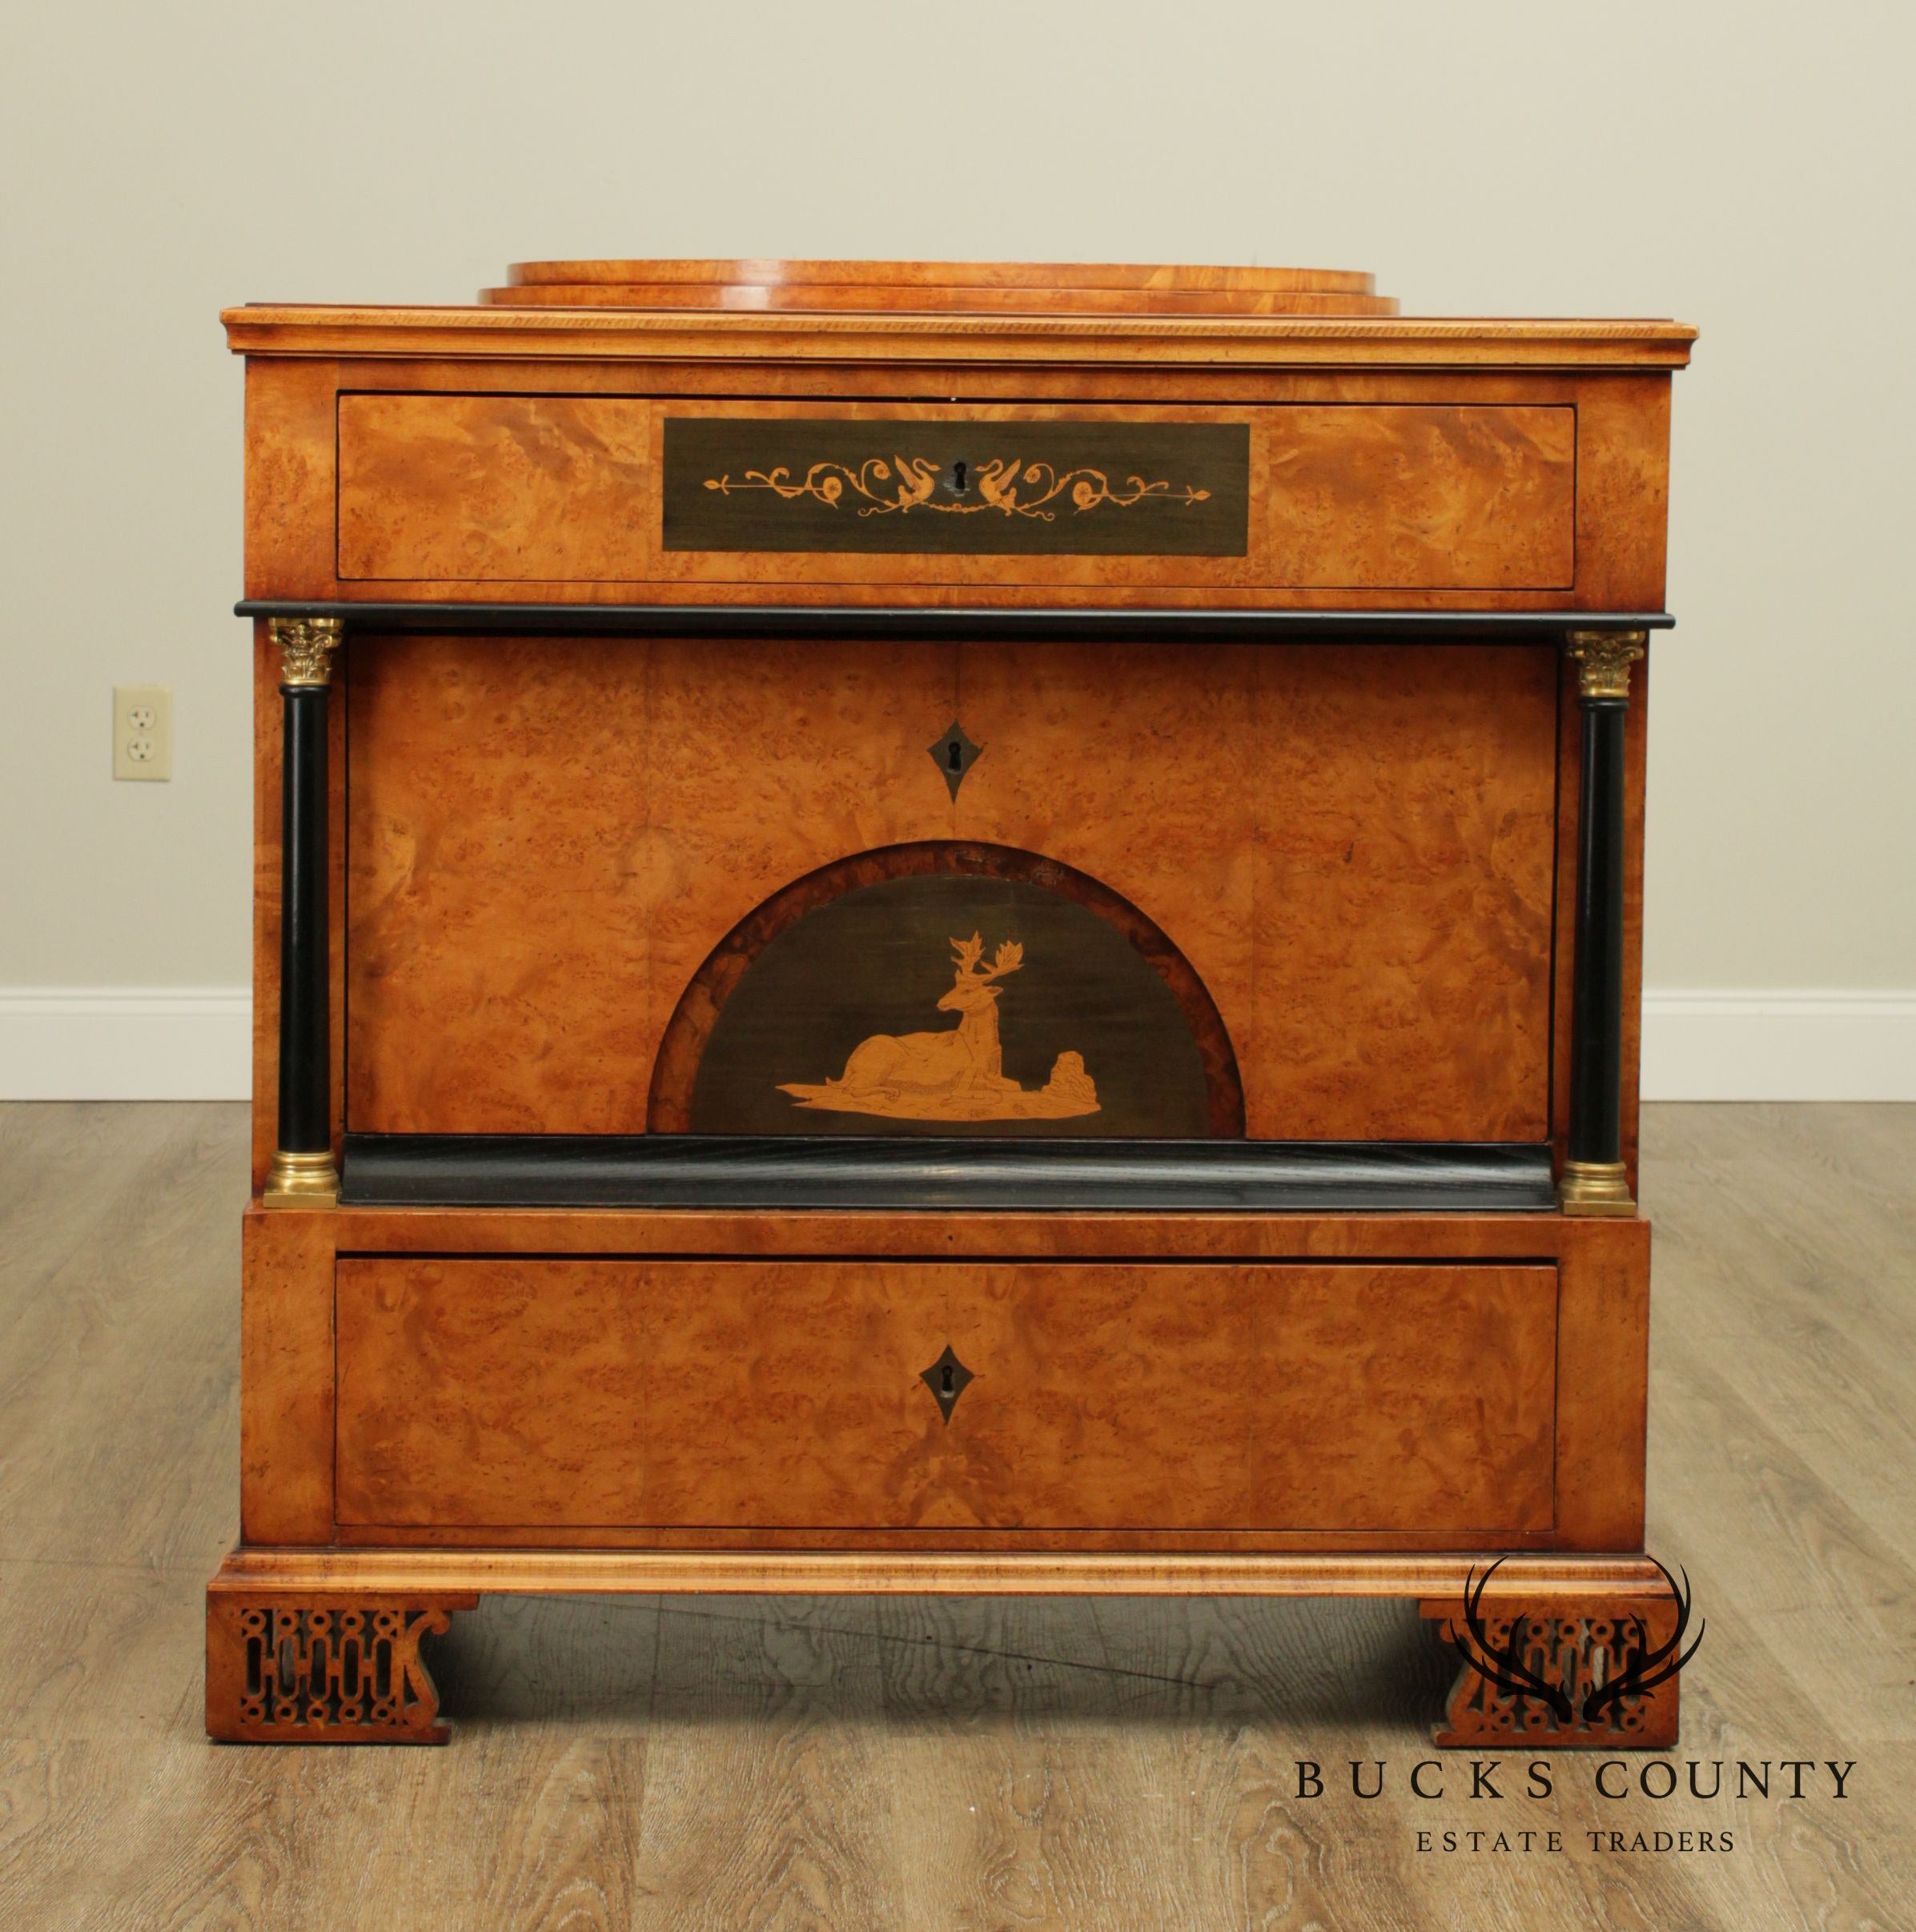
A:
663;418;1251;556
689;872;1214;1139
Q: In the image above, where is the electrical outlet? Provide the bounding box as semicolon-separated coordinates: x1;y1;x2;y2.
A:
114;685;173;781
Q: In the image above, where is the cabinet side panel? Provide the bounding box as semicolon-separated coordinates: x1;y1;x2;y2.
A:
1572;375;1672;610
244;359;339;599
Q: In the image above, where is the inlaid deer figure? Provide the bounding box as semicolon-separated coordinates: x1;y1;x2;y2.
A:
829;934;1024;1106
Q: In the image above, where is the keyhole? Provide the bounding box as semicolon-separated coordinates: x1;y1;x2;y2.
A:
947;740;962;772
920;1343;974;1422
953;460;967;493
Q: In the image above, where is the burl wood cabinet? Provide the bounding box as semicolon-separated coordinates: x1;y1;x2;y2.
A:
207;259;1696;1747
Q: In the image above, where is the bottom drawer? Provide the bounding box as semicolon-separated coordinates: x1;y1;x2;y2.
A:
335;1258;1556;1535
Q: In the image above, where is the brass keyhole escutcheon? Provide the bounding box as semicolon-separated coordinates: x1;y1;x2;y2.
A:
920;1344;974;1424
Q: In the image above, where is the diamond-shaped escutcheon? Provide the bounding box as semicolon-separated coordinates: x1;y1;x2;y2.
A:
928;721;982;801
919;1343;975;1424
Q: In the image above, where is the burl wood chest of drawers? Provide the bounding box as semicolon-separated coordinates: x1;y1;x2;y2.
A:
207;259;1696;1747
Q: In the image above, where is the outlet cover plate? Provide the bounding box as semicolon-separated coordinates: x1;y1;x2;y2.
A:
114;685;172;781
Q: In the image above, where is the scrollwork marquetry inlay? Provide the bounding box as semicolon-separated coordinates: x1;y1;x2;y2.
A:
270;616;344;689
1565;630;1646;701
702;457;1213;521
665;417;1248;556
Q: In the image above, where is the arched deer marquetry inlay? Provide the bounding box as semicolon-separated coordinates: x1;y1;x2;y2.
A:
649;842;1243;1139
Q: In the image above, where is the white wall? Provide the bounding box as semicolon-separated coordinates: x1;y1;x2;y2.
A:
3;0;1912;1097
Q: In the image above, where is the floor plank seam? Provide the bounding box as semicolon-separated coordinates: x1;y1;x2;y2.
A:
649;1598;1307;1692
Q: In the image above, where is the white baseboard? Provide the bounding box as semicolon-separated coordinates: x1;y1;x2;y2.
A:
0;986;252;1100
1;986;1911;1103
1640;989;1916;1102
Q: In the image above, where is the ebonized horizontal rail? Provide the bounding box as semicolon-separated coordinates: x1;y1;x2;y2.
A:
340;1135;1558;1213
239;601;1673;644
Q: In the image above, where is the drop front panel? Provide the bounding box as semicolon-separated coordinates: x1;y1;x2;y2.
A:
342;633;1559;1142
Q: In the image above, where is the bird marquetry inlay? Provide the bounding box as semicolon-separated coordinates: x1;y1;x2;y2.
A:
778;933;1101;1122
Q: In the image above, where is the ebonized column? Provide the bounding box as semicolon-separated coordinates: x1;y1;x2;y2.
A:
262;617;343;1207
1560;629;1645;1216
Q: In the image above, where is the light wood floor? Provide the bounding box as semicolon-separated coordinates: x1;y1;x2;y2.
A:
0;1104;1910;1930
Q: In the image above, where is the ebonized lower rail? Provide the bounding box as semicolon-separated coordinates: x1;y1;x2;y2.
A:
340;1135;1557;1213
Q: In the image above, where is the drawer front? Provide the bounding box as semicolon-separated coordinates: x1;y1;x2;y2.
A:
335;396;1575;593
335;1258;1556;1534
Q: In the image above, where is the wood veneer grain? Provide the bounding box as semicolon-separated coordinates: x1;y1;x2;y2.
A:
338;393;655;584
954;637;1255;1111
344;638;1557;1142
333;1259;1557;1536
336;396;1579;596
239;1210;335;1544
1264;404;1574;590
224;303;1698;372
248;354;1675;609
505;258;1385;293
1249;643;1558;1141
219;1548;1672;1598
642;635;956;1127
343;633;660;1135
481;282;1404;317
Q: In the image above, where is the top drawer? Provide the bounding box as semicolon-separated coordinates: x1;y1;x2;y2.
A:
335;396;1577;595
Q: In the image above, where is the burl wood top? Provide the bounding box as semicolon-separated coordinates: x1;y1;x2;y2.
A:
484;257;1403;316
505;259;1389;296
223;258;1695;368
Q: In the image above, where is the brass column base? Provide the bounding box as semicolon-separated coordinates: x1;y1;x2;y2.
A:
1557;1159;1637;1217
263;1149;339;1209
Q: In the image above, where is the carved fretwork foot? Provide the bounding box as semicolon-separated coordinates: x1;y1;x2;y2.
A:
207;1590;476;1743
1419;1590;1681;1749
